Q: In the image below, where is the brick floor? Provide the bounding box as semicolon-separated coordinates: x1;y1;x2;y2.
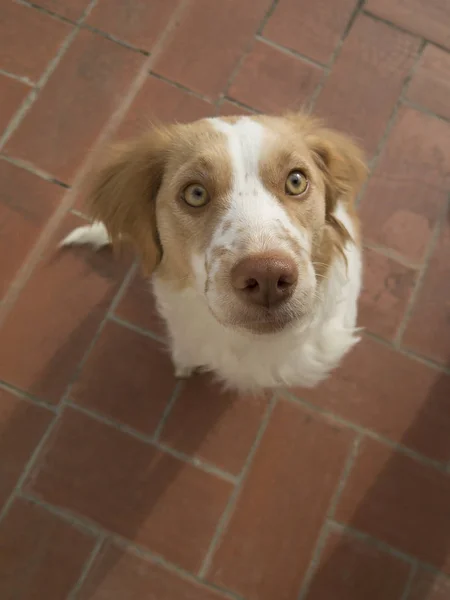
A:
0;1;449;599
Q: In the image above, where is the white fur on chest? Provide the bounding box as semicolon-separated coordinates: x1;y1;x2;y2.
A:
153;205;362;391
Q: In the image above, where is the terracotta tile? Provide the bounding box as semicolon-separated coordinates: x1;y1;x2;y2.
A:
304;529;410;600
0;161;62;300
87;0;179;52
116;75;214;140
408;569;450;600
160;375;269;475
71;320;176;435
79;543;229;600
0;3;71;81
33;0;90;21
263;0;357;64
208;399;354;600
366;0;450;50
0;214;130;404
0;75;28;134
359;247;417;340
336;437;450;572
114;271;167;338
403;220;450;367
0;498;95;600
296;337;450;462
26;408;232;571
359;107;450;264
153;0;272;98
6;30;144;183
219;100;255;117
407;45;450;121
315;14;420;157
0;388;53;510
229;40;323;113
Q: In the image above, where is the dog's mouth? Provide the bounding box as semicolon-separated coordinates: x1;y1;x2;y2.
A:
208;302;305;335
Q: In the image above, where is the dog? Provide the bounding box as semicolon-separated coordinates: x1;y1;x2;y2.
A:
61;113;366;392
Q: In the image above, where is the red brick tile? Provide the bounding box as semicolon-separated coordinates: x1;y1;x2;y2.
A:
0;75;28;134
0;162;62;300
219;100;255;117
0;498;95;600
6;30;144;183
153;0;272;99
359;107;450;263
366;0;450;51
263;0;357;64
160;375;269;475
208;400;354;600
408;569;450;600
79;543;229;600
304;529;410;600
0;388;53;510
116;75;214;140
0;3;71;81
296;337;450;462
87;0;179;52
229;40;323;113
34;0;90;21
359;248;417;340
407;45;450;139
314;15;420;157
71;321;176;435
114;271;167;338
26;408;232;571
403;220;450;367
0;214;130;404
336;437;450;572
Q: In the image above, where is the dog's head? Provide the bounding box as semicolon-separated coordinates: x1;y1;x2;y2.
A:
88;114;365;334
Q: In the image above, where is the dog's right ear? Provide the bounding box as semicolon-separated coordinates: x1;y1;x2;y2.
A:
87;127;171;274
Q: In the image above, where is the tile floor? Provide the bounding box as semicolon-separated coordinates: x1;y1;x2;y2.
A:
0;1;450;599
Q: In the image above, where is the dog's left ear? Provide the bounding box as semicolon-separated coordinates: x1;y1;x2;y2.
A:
308;128;367;216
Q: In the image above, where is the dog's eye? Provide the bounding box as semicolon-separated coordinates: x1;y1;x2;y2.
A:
182;183;210;207
285;171;308;196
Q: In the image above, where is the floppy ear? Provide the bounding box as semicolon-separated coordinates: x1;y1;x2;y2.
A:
86;127;171;274
309;128;367;215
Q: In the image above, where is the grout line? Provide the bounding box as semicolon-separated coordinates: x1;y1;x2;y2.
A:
0;68;35;87
355;39;427;207
297;434;363;599
17;0;78;25
109;314;165;344
363;331;450;376
148;71;214;105
401;98;450;126
0;0;101;151
308;0;365;113
0;0;191;328
67;535;106;599
362;241;422;270
256;0;280;34
282;390;450;473
198;395;277;578
0;412;60;525
0;154;70;188
81;24;150;56
0;380;58;413
152;381;183;441
394;197;449;346
255;35;328;69
330;521;417;565
66;401;238;484
400;561;419;600
221;96;261;115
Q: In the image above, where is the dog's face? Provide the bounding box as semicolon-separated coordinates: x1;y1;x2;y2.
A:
88;114;365;334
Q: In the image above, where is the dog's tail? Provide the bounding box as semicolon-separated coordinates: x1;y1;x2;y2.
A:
59;222;111;250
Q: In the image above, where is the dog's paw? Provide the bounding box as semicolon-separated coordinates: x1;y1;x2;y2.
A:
60;222;111;250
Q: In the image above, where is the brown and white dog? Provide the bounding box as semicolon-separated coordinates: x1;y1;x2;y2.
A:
62;113;366;391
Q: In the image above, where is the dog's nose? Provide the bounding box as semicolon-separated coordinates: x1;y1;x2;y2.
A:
231;253;298;308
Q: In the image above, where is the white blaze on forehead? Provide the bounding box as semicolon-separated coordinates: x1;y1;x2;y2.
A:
208;117;309;253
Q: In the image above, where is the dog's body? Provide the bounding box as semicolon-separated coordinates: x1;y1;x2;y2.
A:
63;114;365;392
